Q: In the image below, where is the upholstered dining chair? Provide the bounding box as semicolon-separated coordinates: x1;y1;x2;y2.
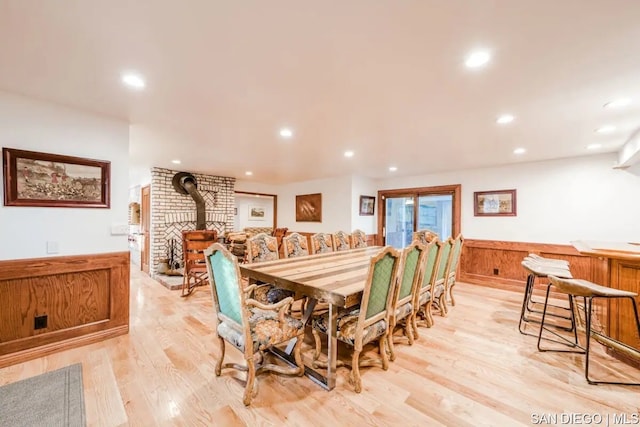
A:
271;227;288;257
388;241;427;361
445;234;464;306
282;232;310;258
412;240;442;337
412;229;438;245
246;233;294;304
432;238;453;316
204;243;305;406
311;246;401;393
351;229;367;249
310;232;334;254
333;231;351;252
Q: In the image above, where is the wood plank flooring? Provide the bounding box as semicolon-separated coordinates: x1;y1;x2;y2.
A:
1;269;638;426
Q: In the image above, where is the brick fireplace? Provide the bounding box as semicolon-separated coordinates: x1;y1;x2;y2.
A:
150;167;235;277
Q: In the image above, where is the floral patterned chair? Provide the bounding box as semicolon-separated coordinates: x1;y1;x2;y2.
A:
310;232;334;254
311;246;401;393
412;240;443;336
282;232;310;258
351;229;368;249
246;233;294;304
446;234;464;307
332;231;351;252
412;229;438;245
204;243;305;406
388;241;427;361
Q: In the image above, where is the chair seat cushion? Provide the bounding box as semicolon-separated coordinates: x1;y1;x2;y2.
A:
253;284;295;304
395;301;413;321
312;307;387;346
217;308;303;352
418;284;444;306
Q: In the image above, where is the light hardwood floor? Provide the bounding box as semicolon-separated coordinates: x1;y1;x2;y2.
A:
1;269;638;426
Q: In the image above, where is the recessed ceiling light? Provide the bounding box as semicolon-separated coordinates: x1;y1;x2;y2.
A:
389;166;398;172
513;148;526;155
465;50;491;68
245;171;253;176
603;98;632;109
587;143;602;150
344;150;354;158
279;128;293;138
171;159;181;164
121;72;145;89
496;114;515;124
595;125;616;134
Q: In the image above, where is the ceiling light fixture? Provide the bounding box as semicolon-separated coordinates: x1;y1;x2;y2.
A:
587;143;602;150
603;98;632;109
344;150;354;158
171;159;181;164
245;171;253;176
279;128;293;138
121;72;145;89
595;125;616;134
465;50;491;68
513;148;526;155
389;166;398;172
496;114;515;124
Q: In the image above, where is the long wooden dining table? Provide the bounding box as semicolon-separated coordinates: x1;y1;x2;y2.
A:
239;246;384;390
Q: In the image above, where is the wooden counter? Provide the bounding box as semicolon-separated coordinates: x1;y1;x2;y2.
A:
571;241;640;363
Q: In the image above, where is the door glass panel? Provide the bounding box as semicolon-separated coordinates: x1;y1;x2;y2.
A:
418;194;453;240
385;197;415;248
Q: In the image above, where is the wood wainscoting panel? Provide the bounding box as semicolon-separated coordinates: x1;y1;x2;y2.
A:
608;259;640;352
0;251;129;368
460;239;608;293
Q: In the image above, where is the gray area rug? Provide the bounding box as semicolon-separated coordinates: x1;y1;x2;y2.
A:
0;363;86;427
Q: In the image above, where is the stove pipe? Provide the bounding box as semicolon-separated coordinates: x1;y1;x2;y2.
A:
172;172;206;230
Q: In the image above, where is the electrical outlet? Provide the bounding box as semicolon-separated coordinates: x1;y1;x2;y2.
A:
34;315;48;330
493;268;499;275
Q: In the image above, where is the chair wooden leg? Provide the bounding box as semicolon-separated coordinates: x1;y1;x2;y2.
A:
405;320;414;345
388;328;397;362
243;358;256;406
215;336;225;376
380;336;390;371
293;334;305;376
351;350;362;393
450;282;457;306
411;312;420;340
312;329;322;363
439;296;448;317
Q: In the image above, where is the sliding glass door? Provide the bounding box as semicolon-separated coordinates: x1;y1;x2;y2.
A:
380;185;460;249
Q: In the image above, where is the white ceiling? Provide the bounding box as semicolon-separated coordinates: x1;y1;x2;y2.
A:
1;0;639;184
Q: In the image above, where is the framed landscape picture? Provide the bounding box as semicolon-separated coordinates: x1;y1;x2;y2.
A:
359;195;375;216
2;148;111;208
249;205;265;220
296;193;322;222
474;189;516;216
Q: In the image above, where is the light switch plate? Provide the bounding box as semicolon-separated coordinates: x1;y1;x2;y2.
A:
111;224;129;235
46;241;59;254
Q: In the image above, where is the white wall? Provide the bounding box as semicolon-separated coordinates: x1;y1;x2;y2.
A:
276;176;352;233
378;154;640;244
235;194;274;230
0;92;130;259
351;175;378;234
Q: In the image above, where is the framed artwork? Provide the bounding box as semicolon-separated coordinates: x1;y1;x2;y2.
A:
249;205;265;220
359;195;375;216
296;193;322;222
474;189;517;216
3;147;110;208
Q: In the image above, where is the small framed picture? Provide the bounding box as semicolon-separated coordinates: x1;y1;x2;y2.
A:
359;195;375;216
249;205;265;220
474;189;517;216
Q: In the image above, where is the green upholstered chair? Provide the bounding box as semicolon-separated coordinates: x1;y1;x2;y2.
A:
311;246;401;392
388;241;427;361
434;238;453;316
446;234;464;306
412;240;443;337
204;243;305;406
282;232;310;258
333;231;351;252
310;232;334;254
351;229;367;248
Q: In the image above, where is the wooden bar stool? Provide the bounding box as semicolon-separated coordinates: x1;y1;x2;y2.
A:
519;256;574;338
540;275;640;386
